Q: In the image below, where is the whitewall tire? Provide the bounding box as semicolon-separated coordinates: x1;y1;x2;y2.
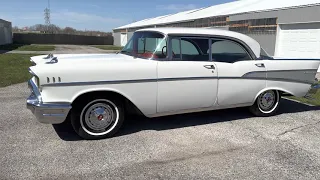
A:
249;90;280;117
71;96;124;140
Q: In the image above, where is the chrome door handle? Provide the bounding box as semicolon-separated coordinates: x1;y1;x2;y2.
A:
204;65;215;69
255;63;265;68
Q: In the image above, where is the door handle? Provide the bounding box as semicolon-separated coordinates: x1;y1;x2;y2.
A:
204;65;215;69
255;63;265;68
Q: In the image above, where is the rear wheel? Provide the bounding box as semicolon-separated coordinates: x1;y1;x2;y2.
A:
71;96;124;140
249;90;280;117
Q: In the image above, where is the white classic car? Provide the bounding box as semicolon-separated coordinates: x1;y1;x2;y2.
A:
27;28;320;139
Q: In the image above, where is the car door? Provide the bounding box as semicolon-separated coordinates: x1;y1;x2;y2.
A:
157;37;218;114
210;38;267;107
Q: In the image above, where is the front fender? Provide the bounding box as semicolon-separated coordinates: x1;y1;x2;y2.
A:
70;87;150;117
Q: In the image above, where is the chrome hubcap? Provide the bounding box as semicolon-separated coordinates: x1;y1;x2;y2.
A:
258;91;276;111
84;103;116;132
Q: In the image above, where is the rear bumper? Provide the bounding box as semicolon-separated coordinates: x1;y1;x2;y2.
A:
26;79;71;124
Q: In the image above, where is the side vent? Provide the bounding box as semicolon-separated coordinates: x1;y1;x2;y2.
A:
46;77;61;84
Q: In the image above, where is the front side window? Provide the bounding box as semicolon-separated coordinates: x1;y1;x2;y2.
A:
171;37;209;61
120;31;167;59
210;39;251;63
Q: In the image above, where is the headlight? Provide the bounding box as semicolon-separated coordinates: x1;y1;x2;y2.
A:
34;76;40;87
30;59;36;66
28;68;40;87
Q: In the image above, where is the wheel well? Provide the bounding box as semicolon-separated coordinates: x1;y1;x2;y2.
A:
72;91;144;116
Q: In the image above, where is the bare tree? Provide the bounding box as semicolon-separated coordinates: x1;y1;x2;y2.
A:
12;26;20;32
63;27;77;34
20;24;112;36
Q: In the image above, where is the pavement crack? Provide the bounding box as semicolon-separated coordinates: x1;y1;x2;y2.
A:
277;121;320;137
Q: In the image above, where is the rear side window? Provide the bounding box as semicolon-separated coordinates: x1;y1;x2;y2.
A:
210;40;251;63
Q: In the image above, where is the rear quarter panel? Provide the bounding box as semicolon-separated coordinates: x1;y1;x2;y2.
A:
263;60;320;97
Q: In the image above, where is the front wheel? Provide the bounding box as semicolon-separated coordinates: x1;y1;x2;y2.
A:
71;97;124;140
249;90;280;117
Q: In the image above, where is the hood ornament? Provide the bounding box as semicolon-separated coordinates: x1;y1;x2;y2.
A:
46;57;58;64
43;53;54;59
43;53;58;64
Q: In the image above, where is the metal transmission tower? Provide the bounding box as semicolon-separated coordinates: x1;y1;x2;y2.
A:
44;0;51;32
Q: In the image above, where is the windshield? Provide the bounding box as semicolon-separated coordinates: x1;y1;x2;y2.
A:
120;31;167;59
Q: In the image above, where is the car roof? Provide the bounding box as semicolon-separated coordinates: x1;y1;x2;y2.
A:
136;27;261;58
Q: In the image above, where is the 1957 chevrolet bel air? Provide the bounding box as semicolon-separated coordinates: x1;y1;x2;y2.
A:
27;28;320;139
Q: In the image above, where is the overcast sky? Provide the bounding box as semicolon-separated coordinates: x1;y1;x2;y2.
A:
0;0;234;32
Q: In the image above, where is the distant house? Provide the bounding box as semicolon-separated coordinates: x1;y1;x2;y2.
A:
0;19;12;45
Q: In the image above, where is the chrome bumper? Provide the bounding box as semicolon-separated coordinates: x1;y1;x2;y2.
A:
26;79;72;124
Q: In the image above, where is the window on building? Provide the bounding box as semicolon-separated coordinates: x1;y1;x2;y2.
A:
229;18;277;33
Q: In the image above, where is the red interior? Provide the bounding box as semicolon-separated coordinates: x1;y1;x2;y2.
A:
132;39;158;58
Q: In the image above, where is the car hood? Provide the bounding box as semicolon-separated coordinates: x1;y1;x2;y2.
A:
30;53;134;65
29;53;158;86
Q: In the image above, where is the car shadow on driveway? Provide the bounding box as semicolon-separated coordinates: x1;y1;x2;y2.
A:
53;99;320;141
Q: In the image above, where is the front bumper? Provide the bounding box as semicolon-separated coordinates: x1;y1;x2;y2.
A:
26;79;72;124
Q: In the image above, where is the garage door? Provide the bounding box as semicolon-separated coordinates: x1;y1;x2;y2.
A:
275;23;320;72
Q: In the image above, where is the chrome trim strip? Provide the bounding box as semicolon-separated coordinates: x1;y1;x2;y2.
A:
41;76;314;87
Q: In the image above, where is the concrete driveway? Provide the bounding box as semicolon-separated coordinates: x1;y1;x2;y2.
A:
1;83;320;179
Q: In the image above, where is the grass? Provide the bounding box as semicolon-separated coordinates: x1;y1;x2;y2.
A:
91;45;123;51
285;82;320;106
0;54;37;87
0;44;55;51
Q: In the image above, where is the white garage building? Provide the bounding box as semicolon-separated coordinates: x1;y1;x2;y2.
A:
113;0;320;72
0;19;12;45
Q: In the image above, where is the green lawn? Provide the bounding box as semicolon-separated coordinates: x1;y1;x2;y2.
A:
91;45;123;50
0;54;37;87
285;82;320;106
0;44;55;51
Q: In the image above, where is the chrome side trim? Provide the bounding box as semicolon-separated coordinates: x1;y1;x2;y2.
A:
27;79;71;124
42;75;315;87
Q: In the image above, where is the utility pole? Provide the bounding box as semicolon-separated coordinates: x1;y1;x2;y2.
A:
44;0;51;33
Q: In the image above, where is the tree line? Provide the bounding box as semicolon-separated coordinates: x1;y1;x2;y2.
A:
12;24;112;37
